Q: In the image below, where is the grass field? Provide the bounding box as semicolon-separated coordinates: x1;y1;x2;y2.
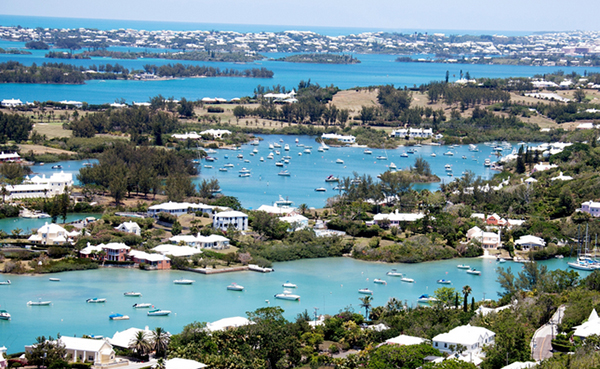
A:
33;122;72;138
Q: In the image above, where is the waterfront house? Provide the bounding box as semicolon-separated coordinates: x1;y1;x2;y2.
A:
213;210;249;231
321;133;356;144
172;132;202;140
148;201;217;218
206;316;255;332
200;129;232;139
372;210;425;227
7;172;73;201
466;226;501;248
573;309;600;339
128;250;171;270
114;221;142;236
514;235;546;250
169;233;230;249
26;336;121;367
432;324;495;354
581;200;600;217
1;98;22;108
27;223;80;245
390;128;433;139
0;152;21;163
256;204;296;215
152;244;203;257
101;242;131;262
279;214;309;231
108;326;154;349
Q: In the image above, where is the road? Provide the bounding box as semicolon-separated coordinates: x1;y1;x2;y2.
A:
531;305;566;361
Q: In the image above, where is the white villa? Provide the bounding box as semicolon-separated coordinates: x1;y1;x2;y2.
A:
573;309;600;339
108;326;154;349
256;204;297;215
0;346;6;369
1;98;22;108
321;133;356;144
279;214;309;231
514;235;546;250
466;226;501;248
6;172;73;201
373;210;425;227
114;221;141;236
205;316;255;332
172;132;202;140
0;152;21;163
432;324;495;354
170;233;230;249
581;200;600;217
384;334;429;346
28;223;80;245
26;336;121;367
152;244;203;257
148;201;217;217
213;210;248;231
390;128;433;139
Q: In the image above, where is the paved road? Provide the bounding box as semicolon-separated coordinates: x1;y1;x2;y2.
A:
531;305;566;361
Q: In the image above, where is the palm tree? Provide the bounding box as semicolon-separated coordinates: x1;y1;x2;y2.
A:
359;295;373;319
298;203;308;216
0;185;7;203
462;285;472;312
151;327;170;358
129;331;150;358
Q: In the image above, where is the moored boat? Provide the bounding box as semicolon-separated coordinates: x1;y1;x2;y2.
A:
174;279;194;285
314;187;327;192
275;291;300;301
278;170;291;176
400;277;415;283
335;159;344;164
227;283;245;291
51;165;62;169
27;300;51;306
87;298;106;303
386;269;402;277
0;280;10;285
457;264;470;269
466;269;481;275
0;310;11;320
389;162;397;169
364;149;372;155
109;314;130;320
373;279;387;285
133;303;152;308
147;309;171;316
325;175;339;182
437;279;452;284
124;292;142;297
358;288;373;295
282;281;297;288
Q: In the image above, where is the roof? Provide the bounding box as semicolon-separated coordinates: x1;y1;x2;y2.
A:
214;210;248;218
152;244;203;257
58;336;110;352
149;201;214;211
515;235;545;246
279;214;309;223
501;361;538;369
165;358;207;369
100;242;130;251
205;316;254;332
37;222;67;234
386;334;428;346
432;324;495;346
108;327;153;348
256;204;296;215
574;309;600;338
373;211;425;222
129;250;170;262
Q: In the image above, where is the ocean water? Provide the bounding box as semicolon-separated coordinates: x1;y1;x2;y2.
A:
0;256;578;353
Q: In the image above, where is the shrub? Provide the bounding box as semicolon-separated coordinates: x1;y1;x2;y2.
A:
207;107;224;113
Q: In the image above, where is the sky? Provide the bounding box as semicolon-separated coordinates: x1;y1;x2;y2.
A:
1;0;598;33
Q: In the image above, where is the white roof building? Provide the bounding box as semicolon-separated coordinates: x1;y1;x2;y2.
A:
279;214;309;230
152;244;203;257
515;235;546;250
582;200;600;217
373;210;425;226
390;128;434;139
205;316;255;332
148;201;217;217
28;222;80;245
60;100;83;108
26;336;119;366
1;98;23;107
172;132;202;140
532;162;558;172
432;324;495;354
200;129;232;139
165;358;207;369
256;204;296;215
0;152;21;162
7;171;73;201
321;133;356;144
574;309;600;339
169;233;230;249
501;362;538;369
466;226;501;248
551;172;573;181
0;346;7;369
385;334;428;346
115;221;141;236
108;326;154;348
213;210;248;231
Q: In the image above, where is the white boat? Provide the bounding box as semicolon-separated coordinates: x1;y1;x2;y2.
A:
206;148;217;154
484;159;491;167
373;279;387;285
248;264;273;273
275;150;281;155
224;163;234;167
417;294;439;304
400;152;409;158
364;149;372;155
269;143;274;150
203;165;213;169
28;300;51;306
318;147;324;152
0;280;11;285
389;162;397;170
568;261;597;271
147;309;171;316
469;144;479;152
109;314;130;320
376;155;387;160
237;154;244;159
173;279;195;285
275;291;301;301
253;148;259;154
358;288;373;295
124;292;142;297
244;159;250;163
275;161;284;167
295;138;299;143
51;165;62;169
205;156;216;162
298;152;302;156
444;151;454;156
274;143;281;148
555;255;564;259
87;298;106;303
457;264;470;269
239;168;251;173
227;283;245;291
284;144;290;151
386;269;402;277
400;277;415;283
260;157;265;162
466;269;481;275
462;156;467;159
278;170;291;176
0;309;10;320
325;175;339;182
320;142;329;150
303;148;311;154
239;173;251;178
437;279;452;284
497;258;507;263
219;168;228;172
133;303;152;308
282;281;297;288
315;187;327;192
336;159;344;164
430;153;437;157
445;164;452;171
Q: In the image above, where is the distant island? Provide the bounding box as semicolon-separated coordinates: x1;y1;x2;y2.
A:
396;55;600;67
0;48;31;55
46;50;264;63
275;53;360;64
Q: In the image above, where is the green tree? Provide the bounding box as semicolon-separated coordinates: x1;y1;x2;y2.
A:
573;89;586;103
359;295;373;319
367;343;441;369
171;220;182;236
128;330;150;359
151;327;170;358
25;335;67;369
462;285;472;312
434;286;461;307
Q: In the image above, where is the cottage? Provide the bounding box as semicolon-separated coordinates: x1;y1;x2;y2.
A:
466;226;501;248
486;213;507;226
385;334;429;346
28;223;80;245
321;133;356;144
373;210;425;227
205;316;255;332
432;324;495;354
148;201;217;217
581;200;600;217
129;250;171;270
573;309;600;339
279;214;309;231
213;210;248;231
115;221;141;236
26;336;120;366
152;244;203;257
514;235;546;250
1;98;22;108
0;152;21;163
170;234;230;249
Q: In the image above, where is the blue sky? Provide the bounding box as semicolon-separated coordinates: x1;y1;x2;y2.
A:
1;0;597;32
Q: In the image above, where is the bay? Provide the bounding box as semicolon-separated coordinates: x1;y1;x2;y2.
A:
0;256;577;354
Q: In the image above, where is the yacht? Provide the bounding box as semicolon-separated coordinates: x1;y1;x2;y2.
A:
484;159;491;167
457;264;470;269
133;303;152;308
282;281;297;288
86;298;106;303
124;292;142;297
275;195;293;207
466;269;481;275
284;144;290;151
239;173;251;178
469;144;479;152
304;149;311;154
364;149;372;155
51;165;62;169
376;155;387;160
203;165;213;169
237;154;244;159
437;279;452;284
400;152;409;158
417;295;439;304
373;279;387;285
336;159;344;164
250;139;260;146
239;168;251;173
227;283;245;291
386;269;402;277
358;288;373;295
260;157;265;162
325;175;339;182
278;170;291;176
269;143;274;150
445;164;452;171
147;309;171;316
274;143;281;148
173;279;194;285
219;168;227;172
430;153;437;157
275;161;284;167
224;163;234;168
400;277;415;283
27;300;52;306
109;314;130;320
275;290;300;301
443;151;454;156
0;280;10;285
389;162;397;170
314;187;327;192
0;310;10;320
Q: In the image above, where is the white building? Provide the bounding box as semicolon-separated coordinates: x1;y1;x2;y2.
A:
279;214;309;231
573;309;600;339
205;316;255;332
6;172;73;201
28;223;80;245
213;210;248;231
466;226;501;248
108;326;154;349
0;152;21;163
0;346;7;369
532;162;558;173
390;128;433;139
373;210;425;227
321;133;356;144
200;129;232;139
152;244;203;257
148;201;217;217
26;336;120;366
1;98;23;108
514;235;546;250
256;204;296;215
581;200;600;217
170;233;230;249
385;334;428;346
432;324;495;354
59;100;83;108
172;132;202;140
115;221;141;236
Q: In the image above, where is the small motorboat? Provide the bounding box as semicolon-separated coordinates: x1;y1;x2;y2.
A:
275;291;301;301
203;165;213;169
386;269;402;277
27;299;51;306
437;279;452;284
358;288;373;295
219;168;228;172
457;265;470;269
227;283;245;291
284;144;290;151
237;154;244;159
0;310;10;320
205;156;216;162
314;187;327;192
239;168;251;173
109;314;130;320
224;163;235;167
147;309;171;316
466;269;481;275
124;292;142;297
400;277;415;283
364;149;372;155
174;279;194;285
239;173;251;177
51;164;62;169
417;294;439;304
376;155;387;160
444;151;454;156
373;279;387;285
389;162;397;169
260;157;265;162
497;258;507;263
275;161;284;167
303;149;311;154
132;303;152;308
335;159;344;164
325;175;339;182
282;281;297;288
274;142;281;148
86;298;106;303
298;152;303;156
0;280;10;285
278;170;291;176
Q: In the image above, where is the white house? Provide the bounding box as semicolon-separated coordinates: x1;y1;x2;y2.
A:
573;309;600;339
26;336;120;366
200;129;232;139
108;326;154;349
0;152;21;163
385;334;428;346
128;250;171;270
148;201;217;217
321;133;356;144
28;223;80;245
514;235;546;250
256;204;296;215
279;214;309;231
6;172;73;201
205;316;255;332
466;226;501;248
0;346;7;369
170;234;230;249
115;221;141;236
390;128;433;139
581;200;600;217
432;324;495;354
152;244;203;257
213;210;248;231
1;98;23;108
59;100;83;108
532;162;558;173
172;132;202;140
373;210;425;227
551;172;573;181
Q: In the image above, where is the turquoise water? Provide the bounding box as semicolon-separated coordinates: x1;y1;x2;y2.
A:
0;213;102;234
0;256;579;353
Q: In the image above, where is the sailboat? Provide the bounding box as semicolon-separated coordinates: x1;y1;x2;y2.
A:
569;224;599;271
